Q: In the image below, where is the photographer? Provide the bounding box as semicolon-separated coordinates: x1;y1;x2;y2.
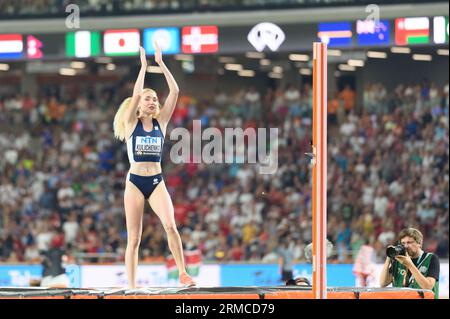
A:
40;233;69;288
379;228;440;299
277;236;294;283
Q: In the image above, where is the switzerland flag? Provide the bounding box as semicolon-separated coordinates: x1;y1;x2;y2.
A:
182;26;219;53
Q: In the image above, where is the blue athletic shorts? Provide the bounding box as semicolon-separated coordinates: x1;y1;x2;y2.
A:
127;172;163;199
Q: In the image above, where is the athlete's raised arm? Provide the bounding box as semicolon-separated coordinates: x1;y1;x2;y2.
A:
124;46;148;124
154;41;179;126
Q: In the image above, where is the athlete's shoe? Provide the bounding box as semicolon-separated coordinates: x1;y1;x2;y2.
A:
179;272;196;287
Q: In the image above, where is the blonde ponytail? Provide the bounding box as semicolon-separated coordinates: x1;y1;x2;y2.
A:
113;97;132;142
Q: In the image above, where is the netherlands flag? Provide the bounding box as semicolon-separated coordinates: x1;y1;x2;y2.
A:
0;34;23;59
318;22;352;47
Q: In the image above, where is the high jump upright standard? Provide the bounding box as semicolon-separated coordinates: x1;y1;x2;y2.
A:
312;42;328;299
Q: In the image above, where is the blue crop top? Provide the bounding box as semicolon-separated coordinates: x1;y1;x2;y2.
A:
127;118;164;163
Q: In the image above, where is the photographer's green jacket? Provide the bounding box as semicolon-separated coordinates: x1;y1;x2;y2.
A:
391;252;440;299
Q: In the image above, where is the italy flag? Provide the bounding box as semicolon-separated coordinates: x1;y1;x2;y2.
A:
66;31;100;58
434;16;449;44
104;29;140;56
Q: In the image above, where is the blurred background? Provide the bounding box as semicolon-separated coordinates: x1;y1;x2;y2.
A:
0;0;448;296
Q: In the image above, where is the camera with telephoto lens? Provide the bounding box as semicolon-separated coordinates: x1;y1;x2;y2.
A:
386;244;406;258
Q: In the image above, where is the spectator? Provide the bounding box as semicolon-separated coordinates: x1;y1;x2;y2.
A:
339;85;356;114
0;80;448;264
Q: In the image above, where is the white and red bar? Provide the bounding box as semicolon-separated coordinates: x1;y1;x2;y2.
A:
312;42;327;299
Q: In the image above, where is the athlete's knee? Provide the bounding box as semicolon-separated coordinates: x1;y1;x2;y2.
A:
127;236;141;249
164;223;178;234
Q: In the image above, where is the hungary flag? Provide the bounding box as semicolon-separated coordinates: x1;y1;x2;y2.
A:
166;254;178;280
104;29;140;56
66;31;100;58
395;17;430;45
166;250;202;280
185;249;202;277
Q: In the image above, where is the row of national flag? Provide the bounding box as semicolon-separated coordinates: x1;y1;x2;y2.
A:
319;16;448;47
0;17;448;59
66;26;219;58
0;34;43;59
0;26;219;59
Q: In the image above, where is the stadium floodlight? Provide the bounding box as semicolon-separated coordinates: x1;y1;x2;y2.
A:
299;68;312;75
338;64;356;71
70;61;86;69
224;63;243;71
268;72;282;79
245;52;265;59
218;56;235;63
289;54;309;62
106;63;116;71
272;66;283;74
59;68;76;76
391;47;411;54
327;49;342;56
174;54;193;61
412;54;432;61
147;65;163;73
367;51;387;59
259;59;271;66
347;59;364;67
95;57;112;64
237;70;255;77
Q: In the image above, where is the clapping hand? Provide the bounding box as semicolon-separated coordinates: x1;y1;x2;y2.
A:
154;41;163;65
139;46;147;66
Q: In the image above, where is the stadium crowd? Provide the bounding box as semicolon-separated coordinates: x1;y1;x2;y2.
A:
0;79;448;265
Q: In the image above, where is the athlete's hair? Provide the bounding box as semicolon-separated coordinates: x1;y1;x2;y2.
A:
113;88;160;141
